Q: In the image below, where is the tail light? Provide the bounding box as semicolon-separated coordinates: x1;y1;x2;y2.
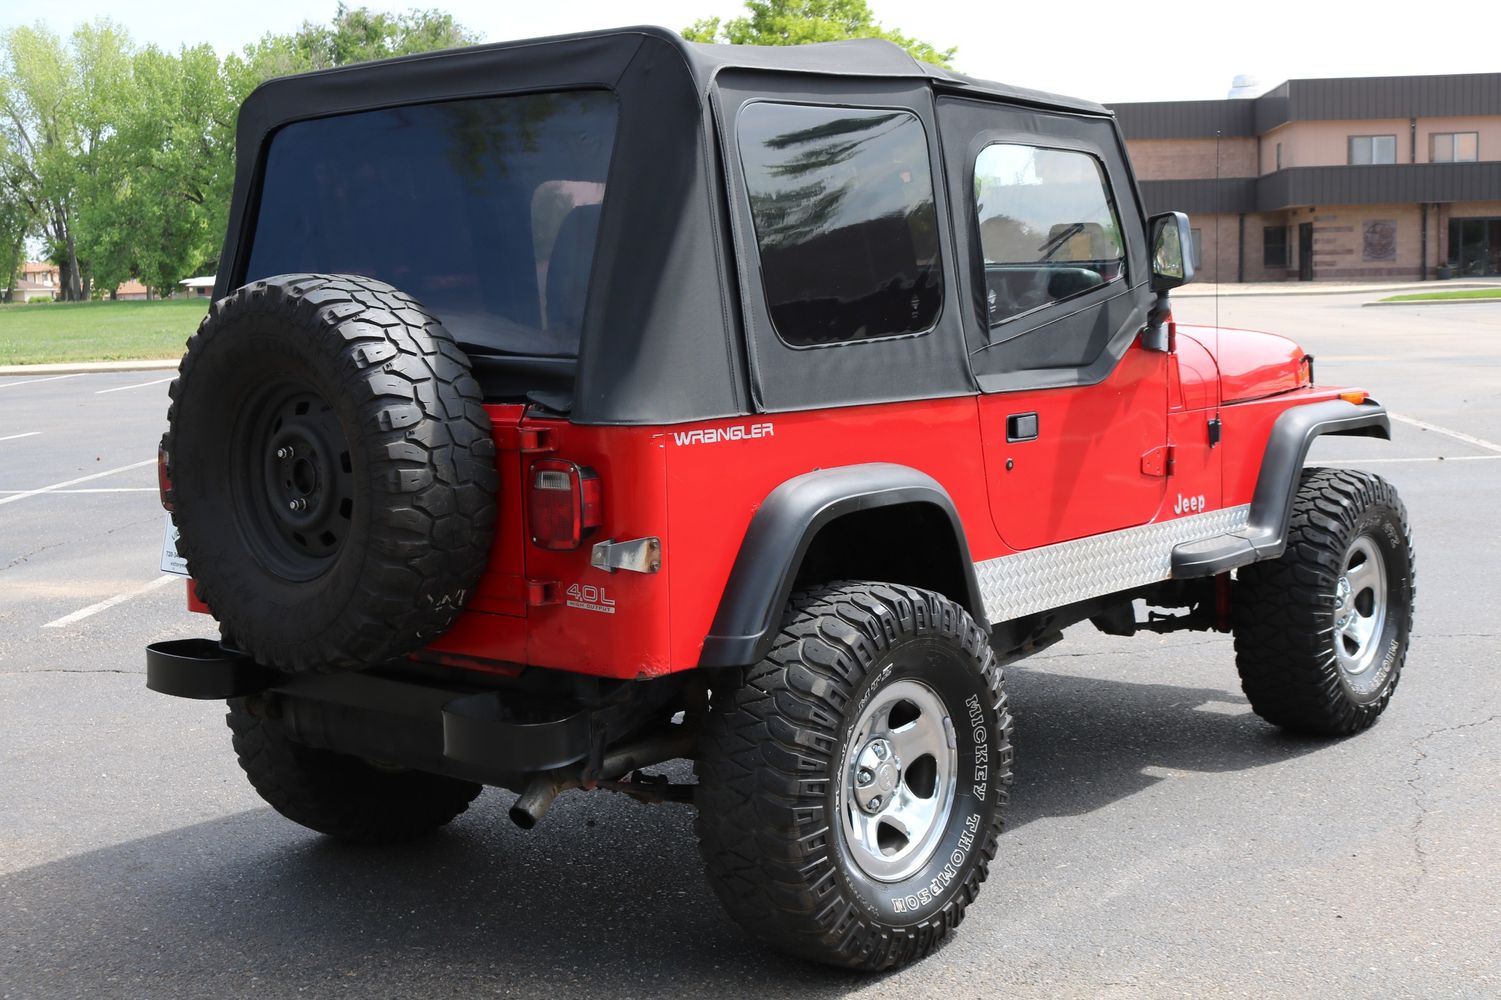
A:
527;459;601;550
157;440;174;512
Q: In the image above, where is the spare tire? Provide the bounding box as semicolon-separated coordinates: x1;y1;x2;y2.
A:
165;273;497;671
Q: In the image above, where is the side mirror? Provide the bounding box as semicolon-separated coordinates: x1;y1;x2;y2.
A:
1149;211;1195;292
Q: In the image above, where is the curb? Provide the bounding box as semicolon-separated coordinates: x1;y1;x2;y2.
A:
0;359;180;377
1362;297;1501;307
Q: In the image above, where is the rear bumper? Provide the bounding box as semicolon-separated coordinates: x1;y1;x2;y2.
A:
145;639;679;780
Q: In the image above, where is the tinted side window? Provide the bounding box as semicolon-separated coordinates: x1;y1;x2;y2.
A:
974;144;1124;326
245;91;618;359
738;103;943;348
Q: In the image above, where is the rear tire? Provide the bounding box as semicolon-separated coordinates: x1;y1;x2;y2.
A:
695;582;1011;971
1233;468;1414;735
228;700;481;844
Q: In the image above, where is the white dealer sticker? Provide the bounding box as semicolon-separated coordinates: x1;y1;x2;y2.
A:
160;514;189;577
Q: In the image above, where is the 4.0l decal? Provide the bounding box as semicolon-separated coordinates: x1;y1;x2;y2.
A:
565;583;615;614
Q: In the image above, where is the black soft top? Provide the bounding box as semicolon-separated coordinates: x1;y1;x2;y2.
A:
217;27;1117;425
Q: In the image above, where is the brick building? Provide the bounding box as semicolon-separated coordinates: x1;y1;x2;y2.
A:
1109;73;1501;282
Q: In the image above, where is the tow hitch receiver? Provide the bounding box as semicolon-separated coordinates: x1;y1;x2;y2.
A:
146;638;272;699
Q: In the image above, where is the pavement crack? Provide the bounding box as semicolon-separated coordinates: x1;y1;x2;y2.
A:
3;540;67;571
1;515;159;574
1405;714;1501;888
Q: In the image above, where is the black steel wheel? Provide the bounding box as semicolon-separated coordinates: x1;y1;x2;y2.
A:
231;381;357;581
166;273;497;672
695;582;1012;971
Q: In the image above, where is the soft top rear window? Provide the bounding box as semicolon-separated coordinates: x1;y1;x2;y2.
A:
243;90;619;360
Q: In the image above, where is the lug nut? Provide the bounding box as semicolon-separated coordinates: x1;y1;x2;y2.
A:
288;498;307;512
867;795;883;812
276;446;294;460
871;742;888;760
857;768;874;785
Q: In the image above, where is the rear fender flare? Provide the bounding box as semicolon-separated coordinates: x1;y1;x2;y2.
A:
698;463;984;668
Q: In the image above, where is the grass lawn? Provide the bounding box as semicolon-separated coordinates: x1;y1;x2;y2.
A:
0;298;206;365
1379;287;1501;303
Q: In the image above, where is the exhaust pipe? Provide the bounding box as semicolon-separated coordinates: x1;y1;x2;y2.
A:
509;772;565;829
507;730;697;828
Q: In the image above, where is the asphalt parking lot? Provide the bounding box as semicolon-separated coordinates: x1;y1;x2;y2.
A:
2;291;1499;998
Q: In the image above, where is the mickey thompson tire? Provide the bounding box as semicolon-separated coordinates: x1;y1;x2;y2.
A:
695;583;1012;971
166;274;497;672
1233;468;1415;736
227;700;481;844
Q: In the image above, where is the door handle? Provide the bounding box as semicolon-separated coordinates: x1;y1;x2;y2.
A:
1006;412;1039;443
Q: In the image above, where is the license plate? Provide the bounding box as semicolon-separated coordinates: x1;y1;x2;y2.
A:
160;513;189;577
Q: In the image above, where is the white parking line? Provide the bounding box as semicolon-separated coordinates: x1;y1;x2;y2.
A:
1390;413;1501;455
95;377;174;395
1319;455;1501;465
0;459;155;507
42;575;177;629
0;487;158;494
0;373;84;390
0;432;42;443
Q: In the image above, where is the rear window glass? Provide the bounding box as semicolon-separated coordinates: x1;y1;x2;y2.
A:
243;90;618;358
738;103;943;348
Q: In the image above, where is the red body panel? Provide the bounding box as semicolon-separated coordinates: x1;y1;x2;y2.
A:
1181;326;1307;404
1169;327;1220;412
185;328;1356;681
978;337;1168;549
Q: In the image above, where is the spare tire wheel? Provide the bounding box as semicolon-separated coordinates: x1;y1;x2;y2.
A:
164;273;498;671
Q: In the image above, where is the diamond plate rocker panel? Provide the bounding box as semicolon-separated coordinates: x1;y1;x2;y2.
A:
974;505;1251;623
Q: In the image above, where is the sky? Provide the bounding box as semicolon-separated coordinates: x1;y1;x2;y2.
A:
8;0;1501;104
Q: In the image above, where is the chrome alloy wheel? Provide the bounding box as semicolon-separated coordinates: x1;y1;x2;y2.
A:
840;679;958;882
1333;535;1389;679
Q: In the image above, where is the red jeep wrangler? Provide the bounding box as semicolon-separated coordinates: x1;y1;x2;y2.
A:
148;27;1415;971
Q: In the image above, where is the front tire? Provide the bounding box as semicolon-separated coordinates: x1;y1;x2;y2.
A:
1233;468;1415;735
228;700;482;844
695;583;1012;971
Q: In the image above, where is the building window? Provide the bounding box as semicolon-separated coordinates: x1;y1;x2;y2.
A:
1348;135;1397;165
1275;143;1282;170
1189;228;1203;269
972;143;1124;325
1431;132;1479;163
1264;226;1289;267
1363;220;1397;262
739;103;943;347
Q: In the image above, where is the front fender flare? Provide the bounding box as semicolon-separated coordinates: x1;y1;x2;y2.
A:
698;463;984;669
1173;397;1391;577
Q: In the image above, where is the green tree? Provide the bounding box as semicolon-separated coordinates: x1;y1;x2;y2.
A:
0;162;29;300
79;43;238;296
684;0;955;67
0;21;133;300
227;3;481;95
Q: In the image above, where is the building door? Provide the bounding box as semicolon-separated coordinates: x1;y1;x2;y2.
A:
1450;218;1501;276
1298;223;1314;280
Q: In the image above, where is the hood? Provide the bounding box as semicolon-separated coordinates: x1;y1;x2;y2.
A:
1177;324;1311;405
